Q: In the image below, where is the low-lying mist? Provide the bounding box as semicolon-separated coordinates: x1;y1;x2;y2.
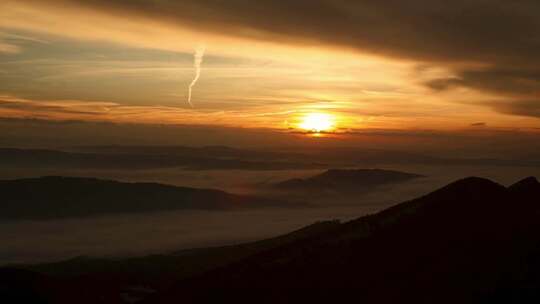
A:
1;163;540;265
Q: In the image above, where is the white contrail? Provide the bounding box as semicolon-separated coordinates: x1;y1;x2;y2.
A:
187;46;205;107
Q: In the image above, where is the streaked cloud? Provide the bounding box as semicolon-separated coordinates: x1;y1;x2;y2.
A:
0;41;20;54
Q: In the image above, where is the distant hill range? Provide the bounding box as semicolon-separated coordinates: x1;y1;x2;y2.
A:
0;176;289;220
3;176;540;303
1;146;540;171
273;168;424;191
0;147;325;170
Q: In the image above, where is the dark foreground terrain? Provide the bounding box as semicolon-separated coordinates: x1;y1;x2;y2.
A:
2;176;540;303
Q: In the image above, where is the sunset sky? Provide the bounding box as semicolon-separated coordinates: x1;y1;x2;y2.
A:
1;1;540;145
4;1;540;274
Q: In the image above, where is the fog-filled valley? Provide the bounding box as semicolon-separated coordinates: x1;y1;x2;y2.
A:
2;146;540;265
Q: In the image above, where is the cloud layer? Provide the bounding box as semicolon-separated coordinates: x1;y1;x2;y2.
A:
1;0;540;119
7;1;537;64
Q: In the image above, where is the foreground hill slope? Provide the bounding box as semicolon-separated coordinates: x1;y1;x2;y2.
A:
1;221;344;304
150;176;540;303
0;176;286;220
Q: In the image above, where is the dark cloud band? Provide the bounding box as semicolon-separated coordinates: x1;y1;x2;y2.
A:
17;0;540;118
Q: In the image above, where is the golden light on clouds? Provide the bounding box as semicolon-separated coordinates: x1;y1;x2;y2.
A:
1;0;540;135
299;113;335;133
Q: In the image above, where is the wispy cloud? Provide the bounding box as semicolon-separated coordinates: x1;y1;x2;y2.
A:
0;31;50;54
0;95;300;127
1;0;540;128
0;41;21;54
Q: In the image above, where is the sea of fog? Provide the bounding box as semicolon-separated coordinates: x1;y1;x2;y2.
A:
1;164;540;265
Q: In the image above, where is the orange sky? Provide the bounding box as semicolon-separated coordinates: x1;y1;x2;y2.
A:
1;0;540;135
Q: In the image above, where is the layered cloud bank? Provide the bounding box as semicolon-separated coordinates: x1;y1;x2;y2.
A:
0;0;539;127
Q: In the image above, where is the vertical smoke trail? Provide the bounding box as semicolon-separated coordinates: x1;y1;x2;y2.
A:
187;46;205;107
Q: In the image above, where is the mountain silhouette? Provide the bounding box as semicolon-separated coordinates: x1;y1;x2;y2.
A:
273;168;424;191
0;176;289;220
147;176;540;303
3;176;540;304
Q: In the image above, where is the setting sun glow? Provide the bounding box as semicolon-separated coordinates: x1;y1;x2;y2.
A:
299;113;335;132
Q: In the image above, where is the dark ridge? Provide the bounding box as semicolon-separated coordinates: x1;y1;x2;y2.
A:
0;176;289;220
350;176;508;230
274;168;424;191
145;176;540;303
508;176;540;204
509;176;540;191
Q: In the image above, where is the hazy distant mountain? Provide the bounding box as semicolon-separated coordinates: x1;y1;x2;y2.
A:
76;145;291;159
0;176;289;220
2;146;539;172
0;147;325;170
73;145;540;167
3;176;540;303
273;168;424;191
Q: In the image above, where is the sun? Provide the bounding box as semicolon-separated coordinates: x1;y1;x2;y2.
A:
299;113;335;132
